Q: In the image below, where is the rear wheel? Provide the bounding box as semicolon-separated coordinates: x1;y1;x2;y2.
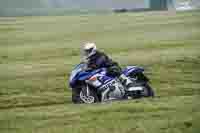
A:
142;83;155;97
128;73;154;98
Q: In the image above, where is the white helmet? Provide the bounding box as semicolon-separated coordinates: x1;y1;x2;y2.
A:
82;42;97;59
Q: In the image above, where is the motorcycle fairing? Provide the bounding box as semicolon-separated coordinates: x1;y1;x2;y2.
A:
69;64;112;88
86;73;113;88
122;66;144;76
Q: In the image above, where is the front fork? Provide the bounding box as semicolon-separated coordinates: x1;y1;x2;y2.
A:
79;84;95;104
86;84;90;96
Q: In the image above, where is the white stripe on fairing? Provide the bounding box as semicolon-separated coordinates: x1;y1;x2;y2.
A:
128;68;135;73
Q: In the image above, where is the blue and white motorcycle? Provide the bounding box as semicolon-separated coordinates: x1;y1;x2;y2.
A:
69;63;154;104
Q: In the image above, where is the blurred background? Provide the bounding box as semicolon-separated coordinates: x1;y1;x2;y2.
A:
0;0;199;16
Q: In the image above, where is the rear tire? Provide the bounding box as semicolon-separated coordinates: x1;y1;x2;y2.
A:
128;73;154;98
142;83;155;97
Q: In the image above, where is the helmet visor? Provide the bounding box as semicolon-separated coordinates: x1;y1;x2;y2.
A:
83;48;93;58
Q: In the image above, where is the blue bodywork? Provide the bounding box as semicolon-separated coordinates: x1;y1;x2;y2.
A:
69;63;144;89
122;66;144;76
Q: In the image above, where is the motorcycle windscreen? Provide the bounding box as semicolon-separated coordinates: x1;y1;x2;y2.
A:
69;63;88;87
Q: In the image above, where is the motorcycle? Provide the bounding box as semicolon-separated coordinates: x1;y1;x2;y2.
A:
69;63;154;104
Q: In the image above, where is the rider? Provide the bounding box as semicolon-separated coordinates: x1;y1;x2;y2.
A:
82;42;135;90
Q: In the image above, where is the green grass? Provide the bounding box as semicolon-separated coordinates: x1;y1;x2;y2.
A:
0;10;200;133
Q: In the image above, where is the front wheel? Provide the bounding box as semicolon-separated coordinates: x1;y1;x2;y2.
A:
72;85;99;104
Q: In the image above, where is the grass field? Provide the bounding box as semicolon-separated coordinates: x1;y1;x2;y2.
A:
0;10;200;133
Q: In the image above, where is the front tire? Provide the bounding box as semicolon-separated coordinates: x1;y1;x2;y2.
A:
72;86;99;104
